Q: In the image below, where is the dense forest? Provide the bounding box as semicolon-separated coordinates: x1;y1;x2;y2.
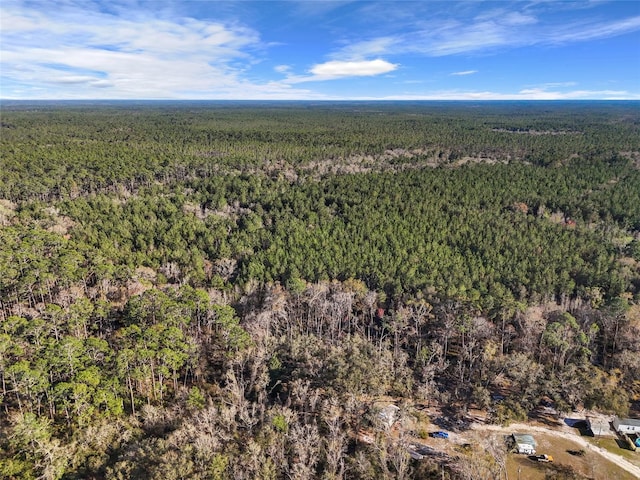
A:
1;101;639;479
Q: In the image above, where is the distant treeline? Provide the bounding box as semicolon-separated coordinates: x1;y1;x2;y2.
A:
2;101;639;201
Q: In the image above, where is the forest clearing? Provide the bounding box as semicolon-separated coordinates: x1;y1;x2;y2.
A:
402;400;640;479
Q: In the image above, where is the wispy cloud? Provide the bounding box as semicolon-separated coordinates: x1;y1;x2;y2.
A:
546;15;640;43
424;20;512;56
0;1;315;99
528;81;578;89
274;65;291;74
331;37;399;60
515;88;634;100
366;88;639;101
329;5;640;59
1;1;638;100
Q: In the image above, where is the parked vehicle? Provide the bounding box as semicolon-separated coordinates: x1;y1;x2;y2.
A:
430;431;449;439
535;454;553;462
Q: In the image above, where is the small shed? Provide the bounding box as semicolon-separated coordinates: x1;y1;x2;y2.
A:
512;433;536;455
613;417;640;434
586;416;611;436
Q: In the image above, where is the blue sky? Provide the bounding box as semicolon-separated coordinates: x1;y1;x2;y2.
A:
1;1;639;99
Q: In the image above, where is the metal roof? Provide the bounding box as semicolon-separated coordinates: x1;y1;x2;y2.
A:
617;418;640;427
512;433;536;446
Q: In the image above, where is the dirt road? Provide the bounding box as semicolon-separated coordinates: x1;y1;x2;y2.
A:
473;422;640;479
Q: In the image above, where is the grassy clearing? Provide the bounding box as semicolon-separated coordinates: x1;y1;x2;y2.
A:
504;433;637;480
585;436;640;467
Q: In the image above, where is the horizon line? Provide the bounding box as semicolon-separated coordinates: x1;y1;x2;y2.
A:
3;98;640;102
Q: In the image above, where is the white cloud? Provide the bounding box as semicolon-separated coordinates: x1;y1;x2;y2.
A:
282;58;398;84
450;70;478;76
0;1;316;99
2;1;638;100
310;59;397;77
0;8;41;32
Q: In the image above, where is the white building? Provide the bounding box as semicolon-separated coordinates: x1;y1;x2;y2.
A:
586;416;611;436
613;417;640;434
512;433;536;455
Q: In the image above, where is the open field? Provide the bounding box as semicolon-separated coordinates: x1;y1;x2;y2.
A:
505;432;638;480
409;419;639;480
406;408;640;480
585;436;640;468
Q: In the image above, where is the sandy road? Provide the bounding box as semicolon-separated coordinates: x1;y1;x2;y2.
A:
473;422;640;479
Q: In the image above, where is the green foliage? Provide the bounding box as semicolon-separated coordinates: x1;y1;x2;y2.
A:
272;413;289;433
4;412;69;480
212;305;251;352
491;400;529;426
582;368;630;416
269;354;282;372
2;102;639;202
210;453;229;480
187;387;205;410
1;103;639;480
629;239;640;261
